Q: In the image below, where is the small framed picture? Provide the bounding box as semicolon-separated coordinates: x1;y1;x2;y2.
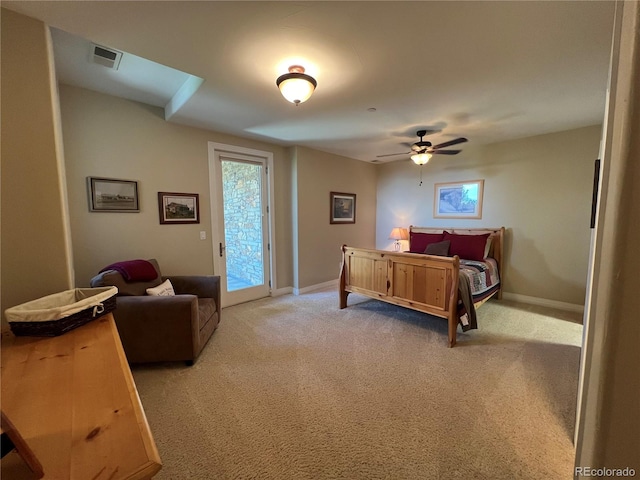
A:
158;192;200;224
330;192;356;224
87;177;139;212
434;179;484;219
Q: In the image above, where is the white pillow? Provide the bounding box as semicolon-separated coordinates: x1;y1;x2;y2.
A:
146;279;175;296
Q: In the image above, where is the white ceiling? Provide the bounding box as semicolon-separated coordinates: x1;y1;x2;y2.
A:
4;1;616;163
50;27;200;109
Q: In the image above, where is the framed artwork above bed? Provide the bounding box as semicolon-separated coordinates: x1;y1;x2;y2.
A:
434;179;484;219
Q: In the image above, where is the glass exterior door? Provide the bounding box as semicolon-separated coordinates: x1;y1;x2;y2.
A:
222;160;265;292
213;155;270;307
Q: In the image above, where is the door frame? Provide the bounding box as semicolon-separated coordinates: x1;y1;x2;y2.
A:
574;0;637;468
207;142;276;307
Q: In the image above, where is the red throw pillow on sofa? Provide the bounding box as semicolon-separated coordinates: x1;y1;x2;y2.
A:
443;232;490;261
409;232;444;253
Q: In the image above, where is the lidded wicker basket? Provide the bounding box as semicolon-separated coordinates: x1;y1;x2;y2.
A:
5;287;118;337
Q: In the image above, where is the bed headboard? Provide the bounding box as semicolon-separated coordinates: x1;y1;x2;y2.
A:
410;226;506;285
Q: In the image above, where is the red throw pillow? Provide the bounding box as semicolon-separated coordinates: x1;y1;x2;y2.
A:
443;232;490;261
409;232;444;253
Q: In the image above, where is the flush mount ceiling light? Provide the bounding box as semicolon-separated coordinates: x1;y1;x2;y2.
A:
411;152;432;165
276;65;317;105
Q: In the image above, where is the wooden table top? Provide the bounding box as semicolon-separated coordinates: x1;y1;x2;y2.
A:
1;313;162;479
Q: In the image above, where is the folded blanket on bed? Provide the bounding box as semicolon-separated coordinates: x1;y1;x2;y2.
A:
460;258;499;295
99;259;158;282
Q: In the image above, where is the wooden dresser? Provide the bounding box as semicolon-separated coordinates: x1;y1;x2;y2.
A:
1;313;162;479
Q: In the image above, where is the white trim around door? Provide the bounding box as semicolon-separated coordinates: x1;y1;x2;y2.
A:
208;142;276;307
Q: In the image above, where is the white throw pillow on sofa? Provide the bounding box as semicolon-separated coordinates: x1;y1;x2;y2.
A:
146;279;175;296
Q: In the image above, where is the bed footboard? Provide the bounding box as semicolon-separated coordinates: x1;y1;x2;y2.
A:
339;245;460;347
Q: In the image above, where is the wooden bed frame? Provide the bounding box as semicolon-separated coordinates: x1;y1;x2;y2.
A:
339;226;505;347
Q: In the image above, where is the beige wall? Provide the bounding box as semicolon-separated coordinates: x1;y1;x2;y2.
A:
1;9;73;320
293;146;377;289
576;0;640;473
600;63;640;470
599;19;640;466
2;5;639;475
376;125;601;306
60;86;378;292
59;85;294;288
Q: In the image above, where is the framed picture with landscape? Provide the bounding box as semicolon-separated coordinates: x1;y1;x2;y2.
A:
158;192;200;224
87;177;139;212
330;192;356;224
434;179;484;219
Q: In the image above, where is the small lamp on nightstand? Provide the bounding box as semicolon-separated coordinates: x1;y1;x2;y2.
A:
389;227;409;252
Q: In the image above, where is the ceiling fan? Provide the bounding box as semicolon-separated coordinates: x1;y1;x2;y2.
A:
377;130;468;164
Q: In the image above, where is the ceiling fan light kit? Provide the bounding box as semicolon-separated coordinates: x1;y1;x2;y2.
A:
376;130;469;164
411;152;432;165
276;65;317;105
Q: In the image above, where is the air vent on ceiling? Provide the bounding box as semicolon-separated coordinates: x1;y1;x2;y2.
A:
91;44;122;70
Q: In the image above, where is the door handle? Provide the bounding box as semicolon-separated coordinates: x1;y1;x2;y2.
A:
219;243;225;257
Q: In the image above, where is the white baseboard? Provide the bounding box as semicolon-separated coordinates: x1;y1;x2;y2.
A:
276;285;583;313
271;287;293;297
502;292;585;313
293;279;338;295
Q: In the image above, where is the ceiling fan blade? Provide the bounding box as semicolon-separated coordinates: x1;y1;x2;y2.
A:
431;149;461;155
432;137;468;149
376;151;411;158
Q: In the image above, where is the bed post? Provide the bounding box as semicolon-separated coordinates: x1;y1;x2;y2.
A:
339;245;349;309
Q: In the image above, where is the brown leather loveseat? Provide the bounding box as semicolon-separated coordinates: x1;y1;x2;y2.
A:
90;259;220;365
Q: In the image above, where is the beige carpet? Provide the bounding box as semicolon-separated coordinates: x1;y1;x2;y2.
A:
132;288;583;479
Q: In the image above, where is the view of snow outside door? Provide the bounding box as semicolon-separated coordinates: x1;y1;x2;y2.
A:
221;160;264;291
